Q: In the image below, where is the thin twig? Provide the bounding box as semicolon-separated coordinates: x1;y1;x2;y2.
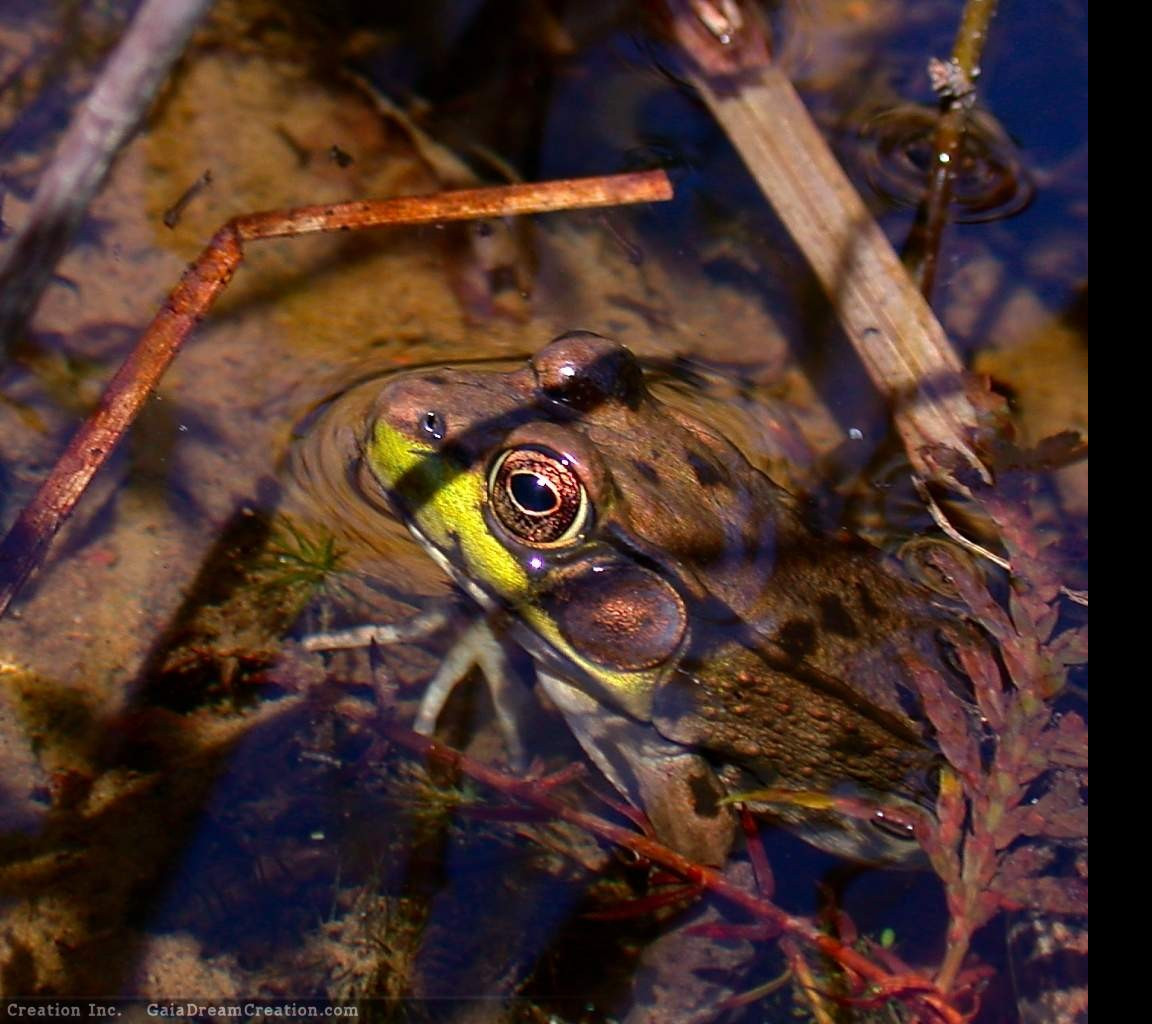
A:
0;226;241;617
0;0;214;351
908;0;1000;296
702;967;792;1019
915;481;1012;573
660;2;988;484
162;169;214;228
953;0;1000;84
0;171;673;617
231;173;671;240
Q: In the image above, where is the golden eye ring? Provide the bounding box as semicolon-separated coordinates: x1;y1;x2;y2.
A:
488;447;590;547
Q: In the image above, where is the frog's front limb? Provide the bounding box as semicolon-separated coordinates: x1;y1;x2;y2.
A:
306;612;738;864
410;615;533;768
624;859;760;1024
536;671;737;867
304;609;533;768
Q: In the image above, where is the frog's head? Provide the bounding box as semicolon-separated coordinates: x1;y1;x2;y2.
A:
365;331;778;721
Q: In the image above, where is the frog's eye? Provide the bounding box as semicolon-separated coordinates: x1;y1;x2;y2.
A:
488;447;590;546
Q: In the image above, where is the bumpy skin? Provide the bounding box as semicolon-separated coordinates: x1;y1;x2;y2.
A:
365;332;958;865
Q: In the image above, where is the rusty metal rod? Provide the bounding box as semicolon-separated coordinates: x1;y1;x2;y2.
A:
0;171;674;617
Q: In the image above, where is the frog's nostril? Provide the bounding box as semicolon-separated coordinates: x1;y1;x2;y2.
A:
420;410;446;441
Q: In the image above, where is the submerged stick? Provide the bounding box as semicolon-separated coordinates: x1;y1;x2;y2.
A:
909;0;1000;296
0;171;674;617
661;2;987;481
0;0;214;352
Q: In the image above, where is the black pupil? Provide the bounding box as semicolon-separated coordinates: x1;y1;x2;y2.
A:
510;471;556;513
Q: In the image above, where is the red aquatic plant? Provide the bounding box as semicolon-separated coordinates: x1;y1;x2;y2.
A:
906;442;1088;995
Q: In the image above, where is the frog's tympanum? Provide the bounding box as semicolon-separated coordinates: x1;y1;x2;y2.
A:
358;332;962;867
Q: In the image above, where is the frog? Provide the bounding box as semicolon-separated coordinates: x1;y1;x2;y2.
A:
313;331;967;867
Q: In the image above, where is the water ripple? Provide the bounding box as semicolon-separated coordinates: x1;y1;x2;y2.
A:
860;105;1034;223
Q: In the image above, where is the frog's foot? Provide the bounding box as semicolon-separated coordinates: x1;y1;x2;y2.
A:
721;775;930;866
303;611;533;770
411;616;534;769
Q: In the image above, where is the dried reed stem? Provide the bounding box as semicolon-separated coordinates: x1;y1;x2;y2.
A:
0;0;214;351
662;3;987;482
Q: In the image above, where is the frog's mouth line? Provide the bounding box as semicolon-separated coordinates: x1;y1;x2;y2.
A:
407;520;499;615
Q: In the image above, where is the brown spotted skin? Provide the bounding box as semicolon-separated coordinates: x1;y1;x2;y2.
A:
370;332;966;862
653;532;947;809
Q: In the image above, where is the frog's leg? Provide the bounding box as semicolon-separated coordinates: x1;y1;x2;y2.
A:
303;611;532;768
536;671;737;867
